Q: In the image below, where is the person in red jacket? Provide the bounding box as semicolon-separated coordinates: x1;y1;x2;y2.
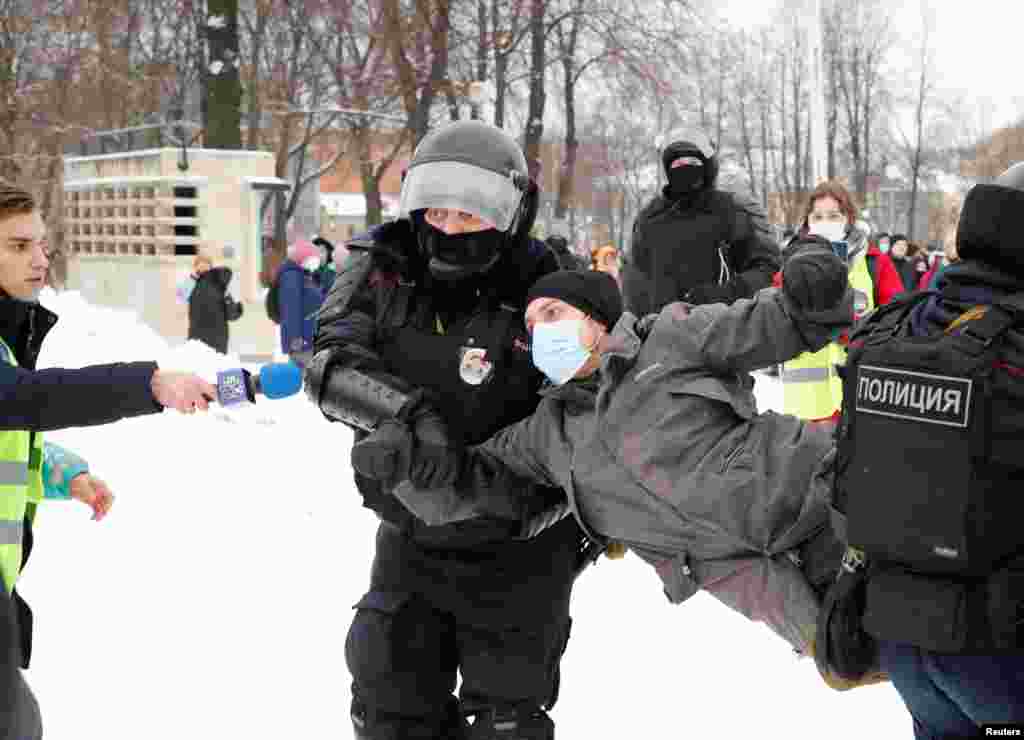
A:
865;235;903;306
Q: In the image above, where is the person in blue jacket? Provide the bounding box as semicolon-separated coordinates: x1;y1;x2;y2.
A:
277;239;324;367
0;180;219;740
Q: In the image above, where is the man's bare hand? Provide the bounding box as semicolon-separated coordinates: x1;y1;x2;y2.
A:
69;474;114;521
150;370;217;414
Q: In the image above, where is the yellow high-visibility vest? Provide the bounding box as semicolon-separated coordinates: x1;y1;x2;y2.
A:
0;337;44;593
782;251;875;420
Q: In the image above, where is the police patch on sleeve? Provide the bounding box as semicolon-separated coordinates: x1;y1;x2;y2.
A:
855;365;972;428
459;347;494;386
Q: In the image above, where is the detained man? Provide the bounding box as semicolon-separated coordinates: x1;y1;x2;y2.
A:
352;239;889;693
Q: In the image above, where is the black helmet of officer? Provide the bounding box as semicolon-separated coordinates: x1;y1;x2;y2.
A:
661;127;719;199
399;121;538;282
956;161;1024;273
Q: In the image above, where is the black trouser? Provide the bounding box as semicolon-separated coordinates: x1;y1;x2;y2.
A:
0;671;42;740
346;523;578;739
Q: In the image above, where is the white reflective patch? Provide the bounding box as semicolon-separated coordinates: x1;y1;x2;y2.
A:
855;365;972;428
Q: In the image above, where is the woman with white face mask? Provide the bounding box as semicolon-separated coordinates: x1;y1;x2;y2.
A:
780;182;902;422
351;256;894;695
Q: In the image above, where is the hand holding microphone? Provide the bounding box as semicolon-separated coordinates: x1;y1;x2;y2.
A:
150;370;218;414
150;362;303;414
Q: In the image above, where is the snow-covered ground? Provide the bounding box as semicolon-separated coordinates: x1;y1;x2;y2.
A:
20;289;912;739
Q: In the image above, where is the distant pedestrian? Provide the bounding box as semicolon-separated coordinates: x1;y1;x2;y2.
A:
187;255;242;354
277;240;324;367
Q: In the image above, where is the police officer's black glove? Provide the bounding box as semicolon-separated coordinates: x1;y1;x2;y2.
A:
350;402;462;489
683;282;733;306
781;238;849;313
351;419;412;486
404;402;463;489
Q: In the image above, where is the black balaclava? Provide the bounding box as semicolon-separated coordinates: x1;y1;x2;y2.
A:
662;140;715;202
416;220;507;282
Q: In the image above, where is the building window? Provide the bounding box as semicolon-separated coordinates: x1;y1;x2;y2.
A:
172;185;199;256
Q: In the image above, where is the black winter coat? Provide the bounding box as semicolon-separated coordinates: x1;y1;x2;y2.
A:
188;267;239;354
623;185;780;316
309;219;583;628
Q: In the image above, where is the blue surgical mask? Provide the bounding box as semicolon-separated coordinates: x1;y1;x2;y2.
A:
532;319;594;385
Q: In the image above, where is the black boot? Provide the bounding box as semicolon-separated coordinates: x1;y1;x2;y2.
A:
466;707;554;740
352;696;468;739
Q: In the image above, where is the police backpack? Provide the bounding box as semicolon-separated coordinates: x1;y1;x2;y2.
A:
834;291;1024;578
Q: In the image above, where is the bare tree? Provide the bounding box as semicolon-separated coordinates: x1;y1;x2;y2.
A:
832;0;892;200
382;0;451;147
312;0;408;226
902;0;936;239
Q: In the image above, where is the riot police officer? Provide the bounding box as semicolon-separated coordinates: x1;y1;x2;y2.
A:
829;163;1024;738
305;121;586;739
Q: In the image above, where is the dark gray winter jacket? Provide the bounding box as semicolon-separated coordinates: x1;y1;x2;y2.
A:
622;183;780;317
391;281;854;653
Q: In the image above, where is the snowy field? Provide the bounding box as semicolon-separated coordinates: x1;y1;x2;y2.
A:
19;289;912;739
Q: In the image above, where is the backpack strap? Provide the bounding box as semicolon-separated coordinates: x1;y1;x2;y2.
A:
847;291;931;356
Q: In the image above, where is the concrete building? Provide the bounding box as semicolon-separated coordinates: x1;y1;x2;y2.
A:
63;146;290;359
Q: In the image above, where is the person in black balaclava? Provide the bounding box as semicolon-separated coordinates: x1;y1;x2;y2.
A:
622;128;780;317
304;121;595;740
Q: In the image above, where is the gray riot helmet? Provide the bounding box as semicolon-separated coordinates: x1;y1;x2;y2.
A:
956;161;1024;273
400;121;538;281
995;161;1024;191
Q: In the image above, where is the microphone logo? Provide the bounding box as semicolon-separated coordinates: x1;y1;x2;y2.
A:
216;368;252;407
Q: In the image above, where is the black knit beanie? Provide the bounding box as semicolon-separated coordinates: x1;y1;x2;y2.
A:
526;270;623;329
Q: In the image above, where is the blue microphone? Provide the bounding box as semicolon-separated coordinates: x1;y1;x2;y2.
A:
215;362;303;407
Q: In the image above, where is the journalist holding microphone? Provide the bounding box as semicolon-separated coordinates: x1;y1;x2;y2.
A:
0;180;218;740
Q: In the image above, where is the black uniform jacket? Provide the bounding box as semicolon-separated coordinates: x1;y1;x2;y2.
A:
309;219;584;628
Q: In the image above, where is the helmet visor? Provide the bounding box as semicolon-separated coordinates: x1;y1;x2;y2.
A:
400;160;524;232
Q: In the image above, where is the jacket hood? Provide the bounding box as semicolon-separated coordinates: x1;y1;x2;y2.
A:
198;266;233;290
910;259;1024;338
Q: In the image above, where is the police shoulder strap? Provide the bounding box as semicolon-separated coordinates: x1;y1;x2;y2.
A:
947;293;1024;357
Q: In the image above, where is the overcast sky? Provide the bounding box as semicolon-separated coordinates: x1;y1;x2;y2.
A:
717;0;1024;133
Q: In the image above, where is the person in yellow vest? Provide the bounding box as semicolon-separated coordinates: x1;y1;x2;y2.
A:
0;181;218;740
781;180;875;421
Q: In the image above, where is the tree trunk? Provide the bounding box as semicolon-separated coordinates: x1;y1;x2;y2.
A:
205;0;242;149
473;0;487;121
555;7;581;219
523;0;546;181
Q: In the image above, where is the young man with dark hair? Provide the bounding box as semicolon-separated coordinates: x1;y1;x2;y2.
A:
0;180;217;739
